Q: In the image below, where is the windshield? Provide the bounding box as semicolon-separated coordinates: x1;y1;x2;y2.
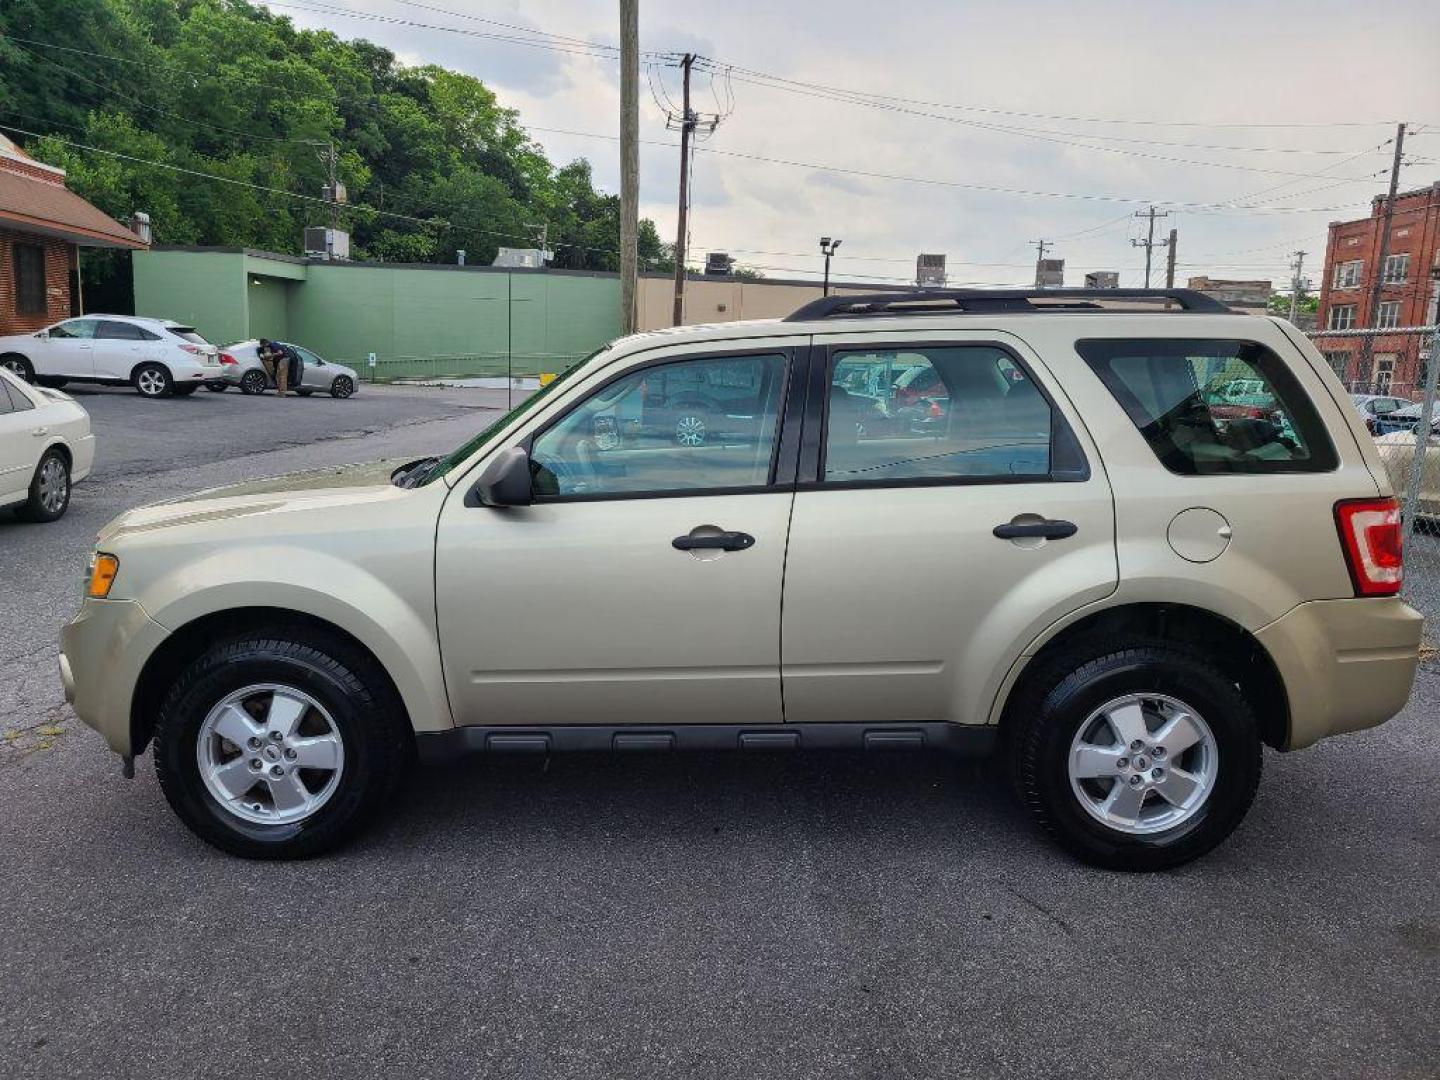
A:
414;348;605;486
167;325;210;345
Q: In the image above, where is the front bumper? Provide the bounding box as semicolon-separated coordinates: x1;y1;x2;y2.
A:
1256;597;1425;750
60;598;170;756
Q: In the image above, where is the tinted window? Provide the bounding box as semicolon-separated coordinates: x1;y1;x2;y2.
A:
97;320;148;340
531;353;786;497
296;347;324;366
166;325;210;345
1077;338;1337;475
823;346;1054;482
2;378;34;412
14;243;45;314
49;319;98;340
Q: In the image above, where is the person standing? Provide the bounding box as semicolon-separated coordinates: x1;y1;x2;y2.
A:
256;338;282;394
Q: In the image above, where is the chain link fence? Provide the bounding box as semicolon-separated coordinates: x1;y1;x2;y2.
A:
337;352;591;387
1309;326;1439;644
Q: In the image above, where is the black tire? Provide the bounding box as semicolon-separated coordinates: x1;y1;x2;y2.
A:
240;369;267;395
1007;640;1262;872
19;447;70;523
132;362;173;398
153;628;411;859
205;382;228;393
330;375;354;399
172;384;200;397
1;354;34;383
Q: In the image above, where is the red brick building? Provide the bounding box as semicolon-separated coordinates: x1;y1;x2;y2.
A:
0;133;147;336
1316;181;1440;398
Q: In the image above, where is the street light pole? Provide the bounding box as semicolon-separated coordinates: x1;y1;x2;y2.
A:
820;237;842;296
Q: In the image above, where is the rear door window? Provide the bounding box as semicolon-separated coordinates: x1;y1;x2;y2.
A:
1077;338;1337;475
821;345;1082;483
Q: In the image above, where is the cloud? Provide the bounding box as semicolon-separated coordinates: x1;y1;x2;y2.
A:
258;0;1440;287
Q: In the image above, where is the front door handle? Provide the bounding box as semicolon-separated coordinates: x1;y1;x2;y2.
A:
672;530;755;552
993;518;1078;541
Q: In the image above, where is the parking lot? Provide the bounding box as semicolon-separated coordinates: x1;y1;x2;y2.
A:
1;384;1438;1079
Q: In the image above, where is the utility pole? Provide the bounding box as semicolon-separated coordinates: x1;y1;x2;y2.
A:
670;53;696;326
1131;206;1170;287
618;0;639;334
1288;250;1307;323
1032;238;1051;288
820;237;842;295
1164;227;1178;289
1358;122;1407;381
318;141;342;261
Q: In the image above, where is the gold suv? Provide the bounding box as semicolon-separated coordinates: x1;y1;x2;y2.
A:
60;289;1425;869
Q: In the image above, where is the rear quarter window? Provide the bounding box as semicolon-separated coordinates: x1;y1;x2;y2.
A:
1076;338;1337;475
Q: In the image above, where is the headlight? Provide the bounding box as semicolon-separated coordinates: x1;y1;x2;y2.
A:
87;553;120;598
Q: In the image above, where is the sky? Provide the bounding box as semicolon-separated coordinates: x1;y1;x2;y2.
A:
257;0;1440;289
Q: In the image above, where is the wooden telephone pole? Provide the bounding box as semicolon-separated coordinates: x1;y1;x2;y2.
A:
670;53;696;326
618;0;639;334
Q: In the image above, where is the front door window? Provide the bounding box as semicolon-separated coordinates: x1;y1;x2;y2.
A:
530;352;787;497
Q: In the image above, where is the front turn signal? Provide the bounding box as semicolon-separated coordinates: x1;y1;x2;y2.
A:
87;553;120;599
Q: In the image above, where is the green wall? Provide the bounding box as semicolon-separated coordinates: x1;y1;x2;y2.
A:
132;250;248;345
246;277;292;341
133;249;621;378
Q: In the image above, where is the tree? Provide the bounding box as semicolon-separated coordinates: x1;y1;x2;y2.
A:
0;0;664;297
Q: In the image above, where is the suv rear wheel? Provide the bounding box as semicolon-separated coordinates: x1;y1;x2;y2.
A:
132;362;173;398
153;628;411;859
1007;641;1262;871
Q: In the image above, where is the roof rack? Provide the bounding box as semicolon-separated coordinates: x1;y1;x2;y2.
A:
784;287;1230;322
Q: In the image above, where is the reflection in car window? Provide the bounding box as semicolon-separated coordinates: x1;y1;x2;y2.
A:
1078;338;1337;475
531;353;786;497
823;346;1051;481
49;319;98;340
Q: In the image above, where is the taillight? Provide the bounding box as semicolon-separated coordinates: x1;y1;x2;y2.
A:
219;352;237;365
1334;497;1403;596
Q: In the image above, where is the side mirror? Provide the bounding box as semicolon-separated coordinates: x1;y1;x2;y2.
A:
472;446;533;507
36;330;48;341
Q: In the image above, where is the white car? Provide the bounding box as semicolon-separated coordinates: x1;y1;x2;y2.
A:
0;315;221;398
0;366;94;523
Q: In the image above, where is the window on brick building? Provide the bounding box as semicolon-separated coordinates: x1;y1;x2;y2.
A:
1373;355;1394;394
1381;253;1409;284
1328;304;1356;330
1377;301;1402;329
14;243;46;315
1323;351;1350;382
1333;261;1362;289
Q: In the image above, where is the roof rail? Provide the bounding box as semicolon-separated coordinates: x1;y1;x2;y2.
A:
784;287;1230;322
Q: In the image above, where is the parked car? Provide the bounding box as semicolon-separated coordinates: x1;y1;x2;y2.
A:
0;315;221;398
1376;422;1440;530
0;365;94;523
1375;399;1440;436
1351;393;1411;435
214;340;359;398
61;288;1423;870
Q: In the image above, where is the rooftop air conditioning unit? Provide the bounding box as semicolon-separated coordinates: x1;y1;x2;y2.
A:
705;252;736;276
303;227;349;260
916;253;947;287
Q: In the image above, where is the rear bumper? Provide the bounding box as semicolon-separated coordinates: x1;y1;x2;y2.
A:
60;598;170;756
1256;597;1424;750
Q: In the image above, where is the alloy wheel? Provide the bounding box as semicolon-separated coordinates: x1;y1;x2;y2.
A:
196;684;345;826
675;414;707;447
1067;693;1218;835
3;358;32;381
332;376;354;398
37;456;69;515
136;368;168;397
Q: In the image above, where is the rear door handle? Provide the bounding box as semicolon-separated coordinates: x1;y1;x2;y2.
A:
993;518;1078;541
673;530;755;552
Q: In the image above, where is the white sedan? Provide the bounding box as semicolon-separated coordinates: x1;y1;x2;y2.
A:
0;365;95;523
0;314;221;398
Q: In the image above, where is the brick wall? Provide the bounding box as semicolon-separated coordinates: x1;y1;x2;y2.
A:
0;228;75;336
1316;182;1440;397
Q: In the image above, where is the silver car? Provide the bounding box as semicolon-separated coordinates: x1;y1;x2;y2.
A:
212;340;359;398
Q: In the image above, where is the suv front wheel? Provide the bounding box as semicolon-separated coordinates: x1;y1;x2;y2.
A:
1007;641;1262;871
153;628;410;858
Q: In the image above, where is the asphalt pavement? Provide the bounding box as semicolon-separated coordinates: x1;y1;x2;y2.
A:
1;383;1438;1080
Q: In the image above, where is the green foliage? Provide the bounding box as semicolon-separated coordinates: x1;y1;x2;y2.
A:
0;0;669;295
1268;293;1318;315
